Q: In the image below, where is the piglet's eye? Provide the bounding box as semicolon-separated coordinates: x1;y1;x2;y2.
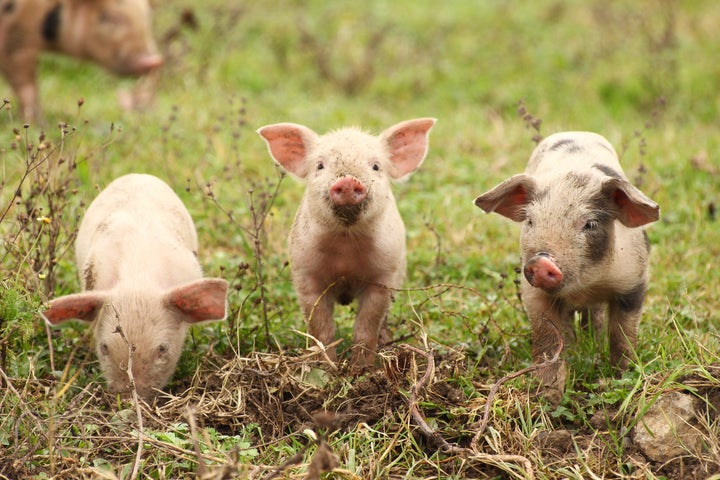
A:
317;162;324;170
157;343;169;356
100;343;109;356
583;220;598;231
372;163;380;171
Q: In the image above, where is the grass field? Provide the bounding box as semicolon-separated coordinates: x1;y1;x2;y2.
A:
1;0;719;478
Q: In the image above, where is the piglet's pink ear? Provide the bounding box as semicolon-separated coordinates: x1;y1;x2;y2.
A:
474;174;537;223
257;123;319;179
381;118;436;180
42;292;107;325
165;278;229;323
602;178;660;227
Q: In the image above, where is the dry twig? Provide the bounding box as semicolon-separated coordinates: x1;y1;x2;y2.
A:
470;320;564;451
110;308;144;480
399;344;465;454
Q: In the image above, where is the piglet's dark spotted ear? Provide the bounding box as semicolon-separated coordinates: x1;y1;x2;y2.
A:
602;178;660;228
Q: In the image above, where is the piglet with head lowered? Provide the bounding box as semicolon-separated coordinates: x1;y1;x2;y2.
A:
474;132;660;405
0;0;163;121
43;174;228;399
258;118;436;369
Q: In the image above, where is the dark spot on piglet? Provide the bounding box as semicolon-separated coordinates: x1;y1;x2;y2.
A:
592;163;623;179
42;4;62;42
549;138;582;153
3;1;15;14
338;291;353;306
616;283;646;313
84;263;96;290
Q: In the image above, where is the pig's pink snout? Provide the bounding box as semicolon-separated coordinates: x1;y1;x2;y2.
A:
330;176;367;206
524;253;564;290
133;54;164;74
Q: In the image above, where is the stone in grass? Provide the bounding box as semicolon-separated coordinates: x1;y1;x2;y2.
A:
632;391;703;462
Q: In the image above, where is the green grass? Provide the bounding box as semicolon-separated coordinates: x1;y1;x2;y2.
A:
1;0;719;478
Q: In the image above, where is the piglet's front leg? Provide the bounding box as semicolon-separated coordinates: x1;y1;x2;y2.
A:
607;287;644;369
301;291;338;362
524;287;573;406
351;284;393;369
3;48;41;122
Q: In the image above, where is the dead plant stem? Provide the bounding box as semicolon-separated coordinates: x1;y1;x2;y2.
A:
110;309;144;480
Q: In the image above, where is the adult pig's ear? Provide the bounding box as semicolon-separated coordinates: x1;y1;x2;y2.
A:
42;292;107;325
165;278;229;323
257;123;319;179
381;118;436;180
602;178;660;227
474;174;536;222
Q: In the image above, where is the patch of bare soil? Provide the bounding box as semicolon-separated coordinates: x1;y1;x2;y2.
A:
156;345;470;439
2;351;718;478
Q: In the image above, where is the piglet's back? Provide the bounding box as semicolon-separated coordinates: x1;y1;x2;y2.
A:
525;131;626;181
76;174;200;290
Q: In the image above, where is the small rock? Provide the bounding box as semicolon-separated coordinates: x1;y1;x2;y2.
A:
632;391;702;462
538;429;574;454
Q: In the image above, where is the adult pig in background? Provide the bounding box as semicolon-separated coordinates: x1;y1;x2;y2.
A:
474;132;659;405
42;174;228;399
258;118;436;369
0;0;163;121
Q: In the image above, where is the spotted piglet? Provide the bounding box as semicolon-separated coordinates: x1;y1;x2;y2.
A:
43;174;228;399
474;132;660;405
0;0;163;121
258;118;436;369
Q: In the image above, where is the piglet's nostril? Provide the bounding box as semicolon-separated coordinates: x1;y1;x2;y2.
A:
329;176;367;206
524;254;564;290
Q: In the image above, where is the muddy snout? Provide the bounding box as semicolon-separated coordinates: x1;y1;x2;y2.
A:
524;252;564;290
329;175;368;225
330;176;368;206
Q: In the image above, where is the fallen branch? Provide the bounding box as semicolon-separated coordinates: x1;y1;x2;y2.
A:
398;344;465;454
397;344;537;479
470;321;564;451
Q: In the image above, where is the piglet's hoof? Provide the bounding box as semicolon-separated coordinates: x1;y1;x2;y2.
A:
349;346;378;375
